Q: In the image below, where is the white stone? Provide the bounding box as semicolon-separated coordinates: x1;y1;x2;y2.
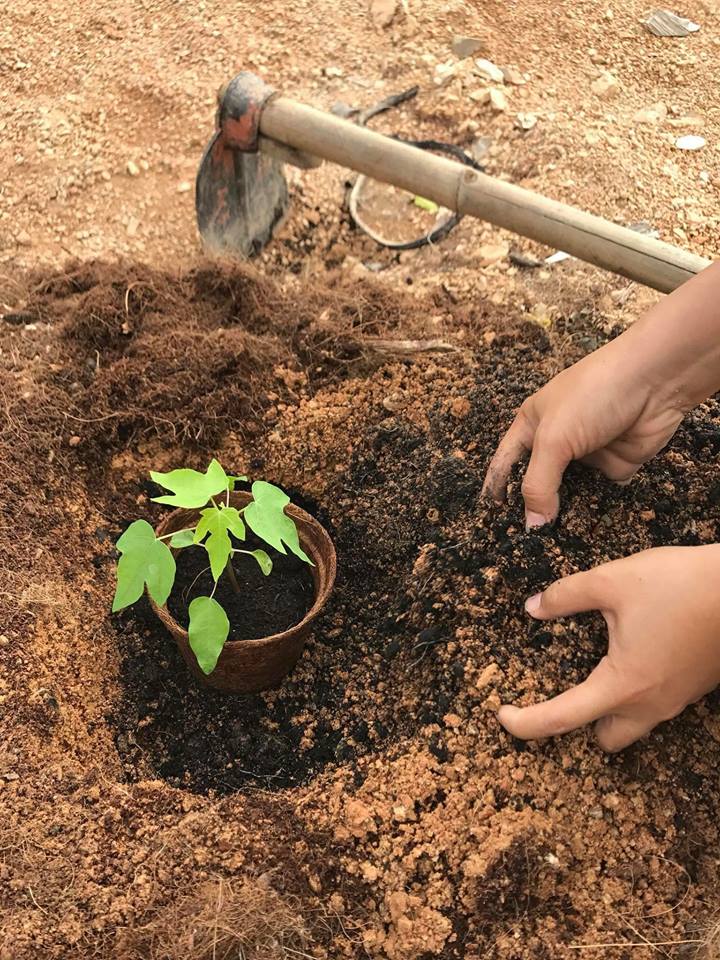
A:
488;88;508;112
675;135;706;150
474;58;504;83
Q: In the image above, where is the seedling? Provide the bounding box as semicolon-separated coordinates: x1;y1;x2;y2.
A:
112;460;312;675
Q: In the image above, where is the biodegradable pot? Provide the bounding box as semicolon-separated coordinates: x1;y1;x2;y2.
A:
149;492;336;694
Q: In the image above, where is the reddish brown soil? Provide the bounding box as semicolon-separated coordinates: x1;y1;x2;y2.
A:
1;263;720;959
3;1;719;955
3;0;718;277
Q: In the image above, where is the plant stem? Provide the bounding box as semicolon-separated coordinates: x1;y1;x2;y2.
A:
157;527;194;541
224;555;241;594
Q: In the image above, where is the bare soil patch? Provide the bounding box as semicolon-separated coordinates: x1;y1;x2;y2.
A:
2;262;720;958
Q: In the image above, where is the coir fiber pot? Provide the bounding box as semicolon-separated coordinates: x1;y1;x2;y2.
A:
149;492;336;694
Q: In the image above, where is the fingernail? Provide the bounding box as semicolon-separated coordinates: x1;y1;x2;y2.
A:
525;593;542;616
525;511;548;530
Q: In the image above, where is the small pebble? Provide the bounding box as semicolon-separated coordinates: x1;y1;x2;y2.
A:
675;135;706;151
474;58;504;83
450;396;471;419
591;72;619;99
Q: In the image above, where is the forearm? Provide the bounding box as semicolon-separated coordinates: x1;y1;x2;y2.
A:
622;261;720;410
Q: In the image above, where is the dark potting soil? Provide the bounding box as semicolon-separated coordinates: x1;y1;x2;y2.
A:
166;535;315;641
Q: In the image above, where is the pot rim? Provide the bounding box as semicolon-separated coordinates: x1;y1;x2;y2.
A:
149;493;336;650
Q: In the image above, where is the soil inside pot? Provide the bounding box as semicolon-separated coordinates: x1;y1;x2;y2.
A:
166;533;315;641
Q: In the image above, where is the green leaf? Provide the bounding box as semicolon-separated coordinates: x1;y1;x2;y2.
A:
145;546;176;605
116;518;155;552
170;529;196;548
193;507;221;544
194;507;232;581
227;474;248;491
413;195;439;214
244;481;312;565
150;459;229;508
193;506;246;581
249;549;273;576
188;596;230;675
112;520;176;612
221;506;246;540
113;553;146;611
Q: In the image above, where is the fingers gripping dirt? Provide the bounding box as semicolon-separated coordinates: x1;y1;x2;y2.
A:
525;569;611;619
482;407;572;529
498;569;621;742
481;321;694;531
482;412;529;496
498;659;622;740
498;547;720;753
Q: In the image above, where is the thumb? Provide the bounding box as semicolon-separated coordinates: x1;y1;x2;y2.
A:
525;568;609;620
521;432;570;529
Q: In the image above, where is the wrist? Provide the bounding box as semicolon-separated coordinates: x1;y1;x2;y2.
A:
623;262;720;412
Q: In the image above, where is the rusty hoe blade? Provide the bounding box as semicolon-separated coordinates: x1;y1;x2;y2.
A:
196;73;289;257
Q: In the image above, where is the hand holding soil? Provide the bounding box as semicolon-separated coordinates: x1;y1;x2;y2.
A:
499;546;720;751
483;262;720;528
481;340;684;528
488;261;720;751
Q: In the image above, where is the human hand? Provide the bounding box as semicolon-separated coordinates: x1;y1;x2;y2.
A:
482;262;720;529
482;339;683;528
497;545;720;752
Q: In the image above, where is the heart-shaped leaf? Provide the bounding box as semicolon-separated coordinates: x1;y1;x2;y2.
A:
188;595;230;675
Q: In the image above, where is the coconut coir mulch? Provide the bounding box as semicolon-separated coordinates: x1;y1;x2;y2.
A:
1;261;720;959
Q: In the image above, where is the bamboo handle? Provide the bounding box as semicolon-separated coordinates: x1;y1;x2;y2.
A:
260;96;711;293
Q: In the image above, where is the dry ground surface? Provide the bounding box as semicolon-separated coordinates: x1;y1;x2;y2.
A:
2;0;720;958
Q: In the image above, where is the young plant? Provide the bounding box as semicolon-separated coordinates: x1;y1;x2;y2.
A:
112;460;312;675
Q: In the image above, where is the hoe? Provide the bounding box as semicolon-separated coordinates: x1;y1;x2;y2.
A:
196;72;710;293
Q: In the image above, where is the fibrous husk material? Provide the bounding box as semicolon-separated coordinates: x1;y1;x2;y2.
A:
124;875;310;960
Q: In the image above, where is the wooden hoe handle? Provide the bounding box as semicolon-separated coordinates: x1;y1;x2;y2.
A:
260;96;710;293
